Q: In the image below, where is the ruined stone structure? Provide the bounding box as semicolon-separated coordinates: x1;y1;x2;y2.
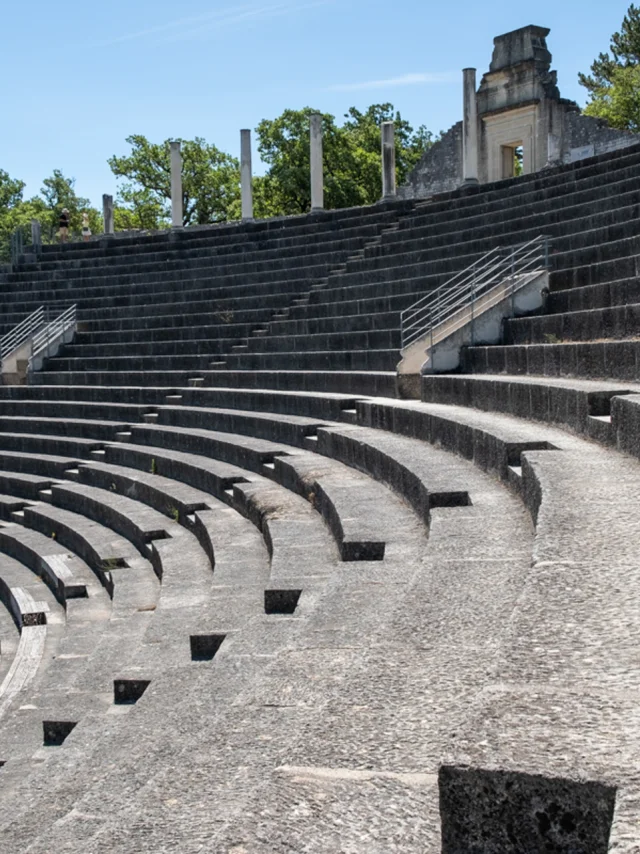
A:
400;25;638;199
3;26;640;852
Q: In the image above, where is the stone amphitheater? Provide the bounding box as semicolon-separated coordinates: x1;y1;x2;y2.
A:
1;24;640;854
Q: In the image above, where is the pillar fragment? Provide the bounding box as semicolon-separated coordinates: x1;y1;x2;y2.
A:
240;129;254;221
462;68;479;185
170;141;183;227
102;194;114;234
381;121;397;200
310;113;324;211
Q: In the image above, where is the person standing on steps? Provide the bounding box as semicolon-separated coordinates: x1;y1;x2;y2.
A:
59;208;70;243
82;212;91;242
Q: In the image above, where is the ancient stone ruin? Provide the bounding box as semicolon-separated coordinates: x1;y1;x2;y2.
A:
400;25;638;198
0;22;638;854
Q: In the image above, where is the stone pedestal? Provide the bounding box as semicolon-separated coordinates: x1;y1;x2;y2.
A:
170;141;183;228
102;194;114;234
462;68;479;185
240;129;254;221
310;114;324;211
381;122;397;200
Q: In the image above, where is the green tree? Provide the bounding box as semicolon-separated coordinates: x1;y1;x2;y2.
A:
254;105;433;217
579;4;640;129
0;170;25;210
113;188;168;232
39;169;102;236
341;104;433;201
0;167;102;258
108;136;241;227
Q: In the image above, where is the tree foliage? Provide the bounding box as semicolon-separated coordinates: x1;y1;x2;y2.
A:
108;136;240;228
1;102;435;253
579;4;640;130
0;170;25;210
254;104;433;217
39;169;102;235
0;168;102;258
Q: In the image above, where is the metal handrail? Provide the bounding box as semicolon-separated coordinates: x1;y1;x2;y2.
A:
30;305;77;368
0;307;45;360
400;235;550;351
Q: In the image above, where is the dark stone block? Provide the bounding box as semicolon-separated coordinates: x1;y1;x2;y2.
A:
190;633;226;661
624;302;640;337
264;589;302;615
485;347;506;374
526;346;545;376
504;345;528;376
439;765;617;854
340;539;386;561
543;345;562;377
557;343;578;377
43;720;78;746
526;382;550;423
429;491;471;508
604;341;638;381
114;679;151;705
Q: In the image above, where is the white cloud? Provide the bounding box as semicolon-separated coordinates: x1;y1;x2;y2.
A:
327;72;459;92
100;1;331;47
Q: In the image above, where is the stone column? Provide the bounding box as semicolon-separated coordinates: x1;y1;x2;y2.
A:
170;141;183;227
310;113;324;211
381;121;397;200
30;219;42;247
102;194;114;234
462;68;479;185
240;129;254;221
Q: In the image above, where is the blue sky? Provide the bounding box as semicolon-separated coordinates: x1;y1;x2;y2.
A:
1;0;632;207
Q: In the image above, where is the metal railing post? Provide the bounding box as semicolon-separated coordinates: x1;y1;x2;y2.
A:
510;248;516;317
430;318;434;372
45;305;51;362
470;263;476;346
399;235;548;357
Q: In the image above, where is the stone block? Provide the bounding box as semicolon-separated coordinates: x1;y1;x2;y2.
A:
439;765;616;854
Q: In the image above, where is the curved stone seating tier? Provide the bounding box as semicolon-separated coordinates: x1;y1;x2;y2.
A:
0;384;541;850
2;142;640;847
422;374;640;446
0;539;117;770
0;552;57;722
19;500;158;608
0;582;20;689
0;386;636;845
31;369;398;397
0;383;366;420
0;142;637;397
0;523;99;606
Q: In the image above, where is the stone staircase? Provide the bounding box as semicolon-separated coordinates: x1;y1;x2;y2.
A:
0;144;639;851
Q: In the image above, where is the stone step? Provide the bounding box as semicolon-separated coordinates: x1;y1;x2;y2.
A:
460;340;640;383
420;373;640;446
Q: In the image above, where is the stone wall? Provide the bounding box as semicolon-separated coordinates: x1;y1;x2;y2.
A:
398;25;640;200
398;122;463;200
561;111;639;163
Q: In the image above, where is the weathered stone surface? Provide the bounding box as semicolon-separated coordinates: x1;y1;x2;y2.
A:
0;89;639;850
439;765;616;854
400;26;638;198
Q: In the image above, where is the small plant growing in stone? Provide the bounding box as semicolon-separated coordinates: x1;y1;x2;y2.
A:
111;482;117;492
168;506;180;523
543;332;560;344
216;310;234;324
150;458;157;475
51;532;56;540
